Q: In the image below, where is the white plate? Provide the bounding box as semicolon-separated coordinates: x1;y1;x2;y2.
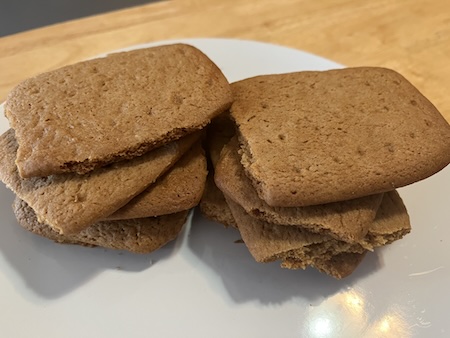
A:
1;38;449;338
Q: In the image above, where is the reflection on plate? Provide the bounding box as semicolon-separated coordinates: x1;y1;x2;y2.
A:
0;38;448;337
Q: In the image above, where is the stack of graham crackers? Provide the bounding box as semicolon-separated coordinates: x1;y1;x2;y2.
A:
0;44;233;253
201;68;450;278
1;44;450;279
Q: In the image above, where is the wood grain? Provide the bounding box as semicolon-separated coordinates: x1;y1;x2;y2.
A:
0;0;449;122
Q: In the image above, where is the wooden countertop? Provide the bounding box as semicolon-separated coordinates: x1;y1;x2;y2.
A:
1;0;449;122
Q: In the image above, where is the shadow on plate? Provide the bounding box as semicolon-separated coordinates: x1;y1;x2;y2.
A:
0;185;183;300
188;209;382;305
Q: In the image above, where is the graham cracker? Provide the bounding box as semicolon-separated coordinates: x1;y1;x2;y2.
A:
107;141;207;220
230;68;450;207
0;129;197;234
224;196;364;267
13;198;188;254
197;171;367;278
223;191;409;277
215;137;382;243
5;44;232;177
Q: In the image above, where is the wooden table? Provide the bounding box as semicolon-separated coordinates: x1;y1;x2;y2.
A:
1;0;449;122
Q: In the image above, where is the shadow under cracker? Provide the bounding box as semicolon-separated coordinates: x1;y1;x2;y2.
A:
187;208;382;305
0;184;179;300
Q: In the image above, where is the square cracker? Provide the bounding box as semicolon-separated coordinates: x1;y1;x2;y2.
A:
215;137;382;243
5;44;232;177
107;141;207;220
13;198;188;254
199;176;366;279
201;173;410;278
225;190;410;269
230;68;450;207
0;129;197;234
224;196;364;267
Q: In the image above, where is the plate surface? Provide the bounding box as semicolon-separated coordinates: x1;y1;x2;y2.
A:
0;38;449;338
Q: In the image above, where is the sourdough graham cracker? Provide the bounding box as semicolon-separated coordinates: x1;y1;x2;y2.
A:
359;190;411;250
199;170;369;278
5;44;232;178
14;198;188;254
0;129;197;234
218;187;409;277
107;142;207;220
230;68;450;207
224;196;364;267
215;137;382;242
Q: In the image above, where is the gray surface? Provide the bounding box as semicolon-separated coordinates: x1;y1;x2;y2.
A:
0;0;158;37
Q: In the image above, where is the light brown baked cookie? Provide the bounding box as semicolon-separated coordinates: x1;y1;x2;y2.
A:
280;194;410;277
215;137;382;243
223;191;409;274
5;44;233;178
224;196;363;267
197;175;406;279
0;129;197;234
197;175;367;279
13;198;188;254
201;183;366;279
107;141;207;220
359;189;411;250
230;68;450;207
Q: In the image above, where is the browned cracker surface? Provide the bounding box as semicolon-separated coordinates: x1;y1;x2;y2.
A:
0;129;197;234
14;198;188;254
215;137;382;242
220;190;409;278
230;67;450;207
108;142;207;220
5;44;232;177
